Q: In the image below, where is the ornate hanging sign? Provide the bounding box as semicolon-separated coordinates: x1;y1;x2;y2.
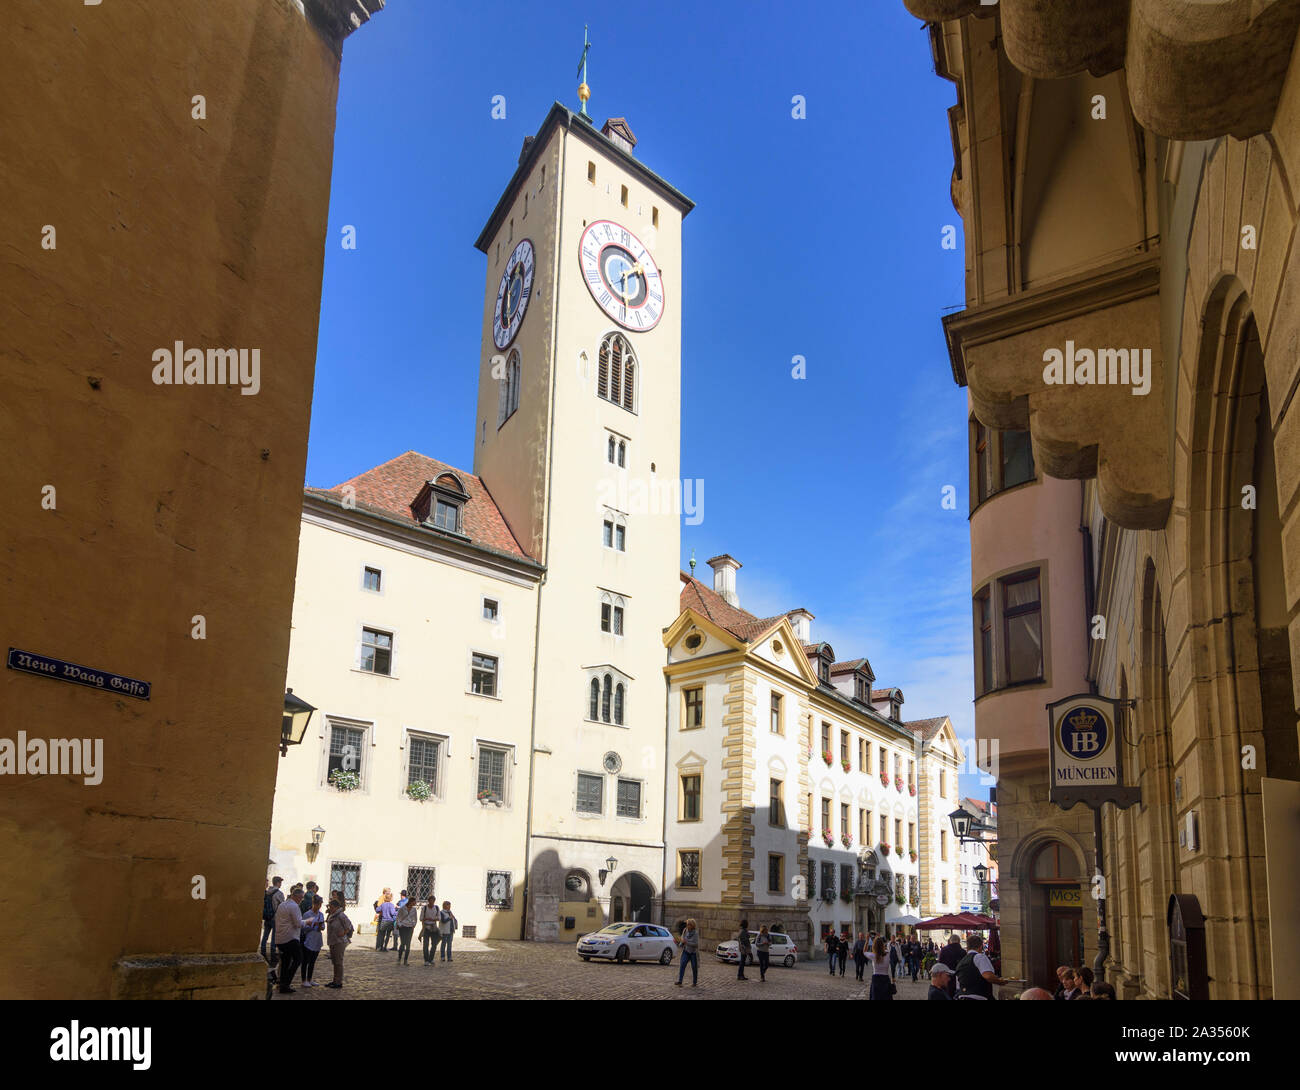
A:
1046;693;1140;810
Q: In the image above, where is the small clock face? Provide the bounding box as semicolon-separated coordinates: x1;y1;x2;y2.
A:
579;220;663;331
494;239;535;349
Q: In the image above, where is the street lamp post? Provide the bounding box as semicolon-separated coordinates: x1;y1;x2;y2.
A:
974;861;990;916
281;688;316;756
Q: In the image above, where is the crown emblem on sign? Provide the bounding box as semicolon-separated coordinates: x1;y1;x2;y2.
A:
1067;708;1098;731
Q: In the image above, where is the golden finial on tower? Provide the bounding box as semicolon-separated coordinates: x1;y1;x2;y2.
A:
576;25;591;116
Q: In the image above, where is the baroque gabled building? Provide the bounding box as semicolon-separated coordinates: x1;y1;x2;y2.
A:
662;558;963;953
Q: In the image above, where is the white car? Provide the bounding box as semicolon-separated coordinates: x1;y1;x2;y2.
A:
577;922;677;964
715;931;799;968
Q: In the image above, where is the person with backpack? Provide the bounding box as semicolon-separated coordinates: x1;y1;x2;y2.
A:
261;877;284;958
420;895;441;964
955;934;1006;1000
437;901;458;962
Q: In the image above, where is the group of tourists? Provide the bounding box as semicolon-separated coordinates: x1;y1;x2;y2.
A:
261;877;461;995
371;888;458;964
261;876;355;993
822;931;938;983
1029;964;1114;1000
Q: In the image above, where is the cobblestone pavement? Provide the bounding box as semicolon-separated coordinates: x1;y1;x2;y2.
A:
271;941;931;1000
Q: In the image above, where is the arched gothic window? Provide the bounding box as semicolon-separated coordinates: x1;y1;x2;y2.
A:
614;683;625;726
596;333;636;412
589;678;600;721
497;349;521;427
602;674;613;723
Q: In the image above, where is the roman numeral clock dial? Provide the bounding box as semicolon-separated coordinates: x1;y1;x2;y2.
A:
493;238;535;350
578;220;663;331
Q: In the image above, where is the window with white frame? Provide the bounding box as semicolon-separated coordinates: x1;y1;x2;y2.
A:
407;866;436;904
600;592;625;635
360;627;393;675
482;597;499;622
330;861;361;905
616;778;641;818
476;743;511;804
327;721;367;787
470;652;498;697
407;733;442;794
576;772;603;814
602;515;627;551
362;566;382;593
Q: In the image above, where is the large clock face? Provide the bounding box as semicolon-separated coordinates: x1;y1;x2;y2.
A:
493;238;535;349
578;220;663;331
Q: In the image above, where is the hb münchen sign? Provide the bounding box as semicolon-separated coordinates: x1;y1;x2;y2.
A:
1046;693;1140;810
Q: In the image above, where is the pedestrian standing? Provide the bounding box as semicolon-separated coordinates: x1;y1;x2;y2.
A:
438;901;458;961
300;895;325;987
837;932;848;977
420;895;441;964
274;888;305;994
852;932;867;981
755;925;772;982
909;936;921;982
261;876;285;958
324;894;353;989
376;891;397;952
736;919;752;980
675;918;699;987
889;937;901;979
869;936;893;1001
395;896;418;964
824;931;838;976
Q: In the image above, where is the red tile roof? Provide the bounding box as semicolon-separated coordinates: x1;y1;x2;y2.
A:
679;574;786;642
308;450;532;561
872;687;903;701
902;716;949;742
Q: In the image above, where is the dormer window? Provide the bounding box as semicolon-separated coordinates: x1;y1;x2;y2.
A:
414;472;469;537
855;676;869;703
433;498;460;532
819;657;830;684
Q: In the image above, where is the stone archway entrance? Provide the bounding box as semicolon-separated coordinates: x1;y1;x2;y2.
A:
609;872;654;923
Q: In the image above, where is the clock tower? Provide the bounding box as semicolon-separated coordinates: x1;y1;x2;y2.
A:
473;99;693;937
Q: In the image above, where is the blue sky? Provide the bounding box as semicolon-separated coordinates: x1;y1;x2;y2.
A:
308;0;987;800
